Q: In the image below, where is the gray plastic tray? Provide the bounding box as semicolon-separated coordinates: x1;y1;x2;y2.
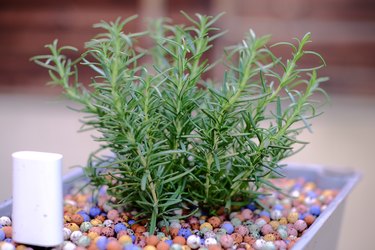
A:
0;164;360;250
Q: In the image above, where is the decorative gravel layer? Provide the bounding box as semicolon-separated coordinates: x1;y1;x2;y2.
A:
0;177;337;250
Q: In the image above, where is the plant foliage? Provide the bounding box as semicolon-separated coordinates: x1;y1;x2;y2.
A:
32;13;328;233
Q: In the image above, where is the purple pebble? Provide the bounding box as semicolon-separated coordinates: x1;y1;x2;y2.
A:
274;240;287;249
114;223;127;233
90;207;101;218
128;219;136;225
96;236;108;250
178;228;192;238
0;230;5;240
165;239;173;246
259;210;270;218
287;227;298;237
273;204;284;211
246;203;257;211
307;191;317;198
294;220;307;232
261;224;274;235
221;221;234;234
310;205;321;216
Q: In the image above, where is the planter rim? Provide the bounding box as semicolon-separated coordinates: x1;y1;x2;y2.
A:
283;163;361;250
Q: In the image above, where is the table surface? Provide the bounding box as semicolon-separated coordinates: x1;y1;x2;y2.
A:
1;93;374;249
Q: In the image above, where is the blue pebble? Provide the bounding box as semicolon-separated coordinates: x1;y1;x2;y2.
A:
246;203;257;211
221;222;234;234
131;235;136;243
124;244;141;250
82;213;91;222
115;223;127;233
99;186;107;195
259;210;270;218
96;236;108;250
0;230;5;241
200;238;205;245
178;228;192;238
4;238;12;243
273;204;284;211
90;207;101;218
128;219;136;225
307;191;318;198
165;239;173;246
310;205;321;216
299;212;309;220
293;183;303;190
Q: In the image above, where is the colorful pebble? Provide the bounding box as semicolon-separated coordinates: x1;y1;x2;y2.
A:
0;176;337;250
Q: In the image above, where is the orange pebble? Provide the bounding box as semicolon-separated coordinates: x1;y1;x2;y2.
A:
304;214;316;226
279;217;288;225
71;214;84;226
64;214;72;223
208;244;222;250
87;231;99;240
269;221;279;231
230;232;243;244
95;215;106;223
119;235;133;245
173;236;186;245
65;223;79;232
87;242;99;250
107;241;122;250
135;225;146;236
243;235;256;245
144;246;157;250
260;216;270;223
146;235;160;246
91;218;102;226
156;241;170;250
263;234;275;242
208;216;221;228
2;226;12;238
170;227;179;238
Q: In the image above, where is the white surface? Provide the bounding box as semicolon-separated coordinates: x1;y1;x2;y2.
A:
12;151;63;246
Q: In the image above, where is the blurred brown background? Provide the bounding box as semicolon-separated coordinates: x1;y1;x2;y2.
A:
0;0;374;94
0;1;374;250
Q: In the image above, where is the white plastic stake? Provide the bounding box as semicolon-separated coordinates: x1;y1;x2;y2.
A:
12;151;63;247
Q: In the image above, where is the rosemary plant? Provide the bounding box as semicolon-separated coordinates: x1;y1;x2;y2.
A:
32;13;328;233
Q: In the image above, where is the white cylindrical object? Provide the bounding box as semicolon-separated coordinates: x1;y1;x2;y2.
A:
12;151;63;246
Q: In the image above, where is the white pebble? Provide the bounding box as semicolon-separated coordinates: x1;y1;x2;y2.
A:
63;227;72;240
253;239;266;250
263;241;276;250
204;237;217;246
0;242;15;250
103;219;114;227
63;241;77;250
170;221;181;229
70;230;83;243
255;218;267;228
187;235;201;249
290;190;300;198
270;210;282;220
0;216;11;226
64;199;77;207
304;197;316;205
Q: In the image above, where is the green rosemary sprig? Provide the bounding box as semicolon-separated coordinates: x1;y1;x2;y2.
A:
32;13;328;233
